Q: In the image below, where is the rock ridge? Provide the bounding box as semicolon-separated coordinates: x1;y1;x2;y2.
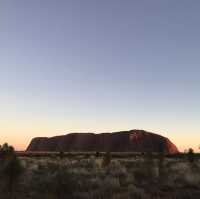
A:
27;129;179;154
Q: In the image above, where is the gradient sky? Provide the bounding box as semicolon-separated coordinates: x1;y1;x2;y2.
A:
0;0;199;151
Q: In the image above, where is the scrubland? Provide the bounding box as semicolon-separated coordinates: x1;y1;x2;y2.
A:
0;149;200;199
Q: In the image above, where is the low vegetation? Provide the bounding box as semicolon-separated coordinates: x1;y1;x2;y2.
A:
0;144;200;199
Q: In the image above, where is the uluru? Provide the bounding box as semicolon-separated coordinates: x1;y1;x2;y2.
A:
27;130;179;154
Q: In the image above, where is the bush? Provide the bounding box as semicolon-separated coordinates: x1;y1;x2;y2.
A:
31;163;77;199
102;152;111;168
157;151;167;186
0;144;24;199
187;148;195;163
128;185;148;199
0;143;15;161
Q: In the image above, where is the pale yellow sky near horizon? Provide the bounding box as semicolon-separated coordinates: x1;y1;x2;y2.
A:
1;123;199;152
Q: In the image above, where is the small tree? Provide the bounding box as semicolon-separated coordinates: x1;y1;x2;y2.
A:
3;155;24;192
1;143;14;160
0;144;24;198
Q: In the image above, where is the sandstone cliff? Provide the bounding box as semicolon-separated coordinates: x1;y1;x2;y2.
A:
27;130;179;154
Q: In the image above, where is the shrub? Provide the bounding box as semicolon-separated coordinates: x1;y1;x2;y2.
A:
0;144;24;199
102;152;111;168
31;163;76;199
187;148;195;163
59;151;64;159
128;185;148;199
95;151;100;158
0;143;15;161
157;151;167;186
143;152;157;182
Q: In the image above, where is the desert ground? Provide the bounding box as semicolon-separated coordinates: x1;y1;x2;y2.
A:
0;149;200;199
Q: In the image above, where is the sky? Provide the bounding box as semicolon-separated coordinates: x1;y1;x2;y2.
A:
0;0;199;151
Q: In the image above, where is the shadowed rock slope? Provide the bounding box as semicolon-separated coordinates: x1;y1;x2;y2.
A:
27;130;179;154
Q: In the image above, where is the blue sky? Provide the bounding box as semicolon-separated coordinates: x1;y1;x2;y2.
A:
0;0;199;151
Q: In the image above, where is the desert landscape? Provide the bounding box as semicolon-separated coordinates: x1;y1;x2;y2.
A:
0;131;200;199
1;1;200;198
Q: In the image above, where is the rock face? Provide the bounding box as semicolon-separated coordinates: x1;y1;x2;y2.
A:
27;130;179;154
